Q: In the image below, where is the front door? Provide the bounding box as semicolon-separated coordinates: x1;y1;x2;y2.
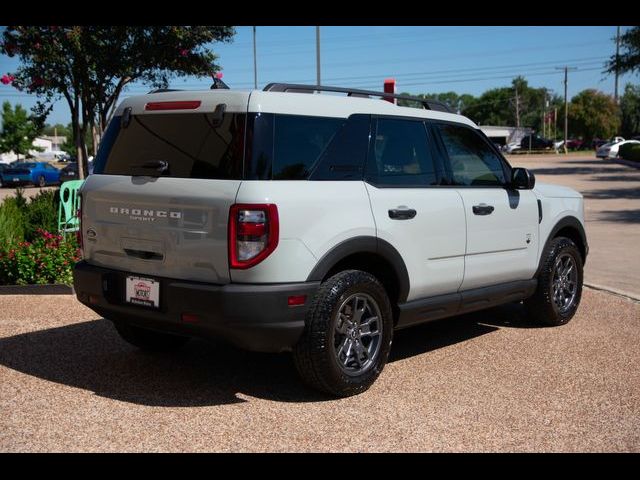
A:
364;116;466;301
431;122;539;291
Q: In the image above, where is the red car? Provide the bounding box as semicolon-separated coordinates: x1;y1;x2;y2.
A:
565;139;584;150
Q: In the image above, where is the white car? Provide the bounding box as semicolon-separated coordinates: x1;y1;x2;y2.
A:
503;142;521;153
74;83;588;397
596;138;639;159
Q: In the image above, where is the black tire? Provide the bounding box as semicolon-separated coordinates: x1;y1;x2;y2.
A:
525;237;583;326
293;270;394;397
37;175;46;188
113;322;190;352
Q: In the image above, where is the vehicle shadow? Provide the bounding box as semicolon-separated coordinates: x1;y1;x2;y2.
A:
583;188;640;200
593;209;640;223
0;303;537;407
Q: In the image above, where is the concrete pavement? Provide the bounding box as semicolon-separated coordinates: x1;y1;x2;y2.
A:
510;153;640;299
0;288;638;452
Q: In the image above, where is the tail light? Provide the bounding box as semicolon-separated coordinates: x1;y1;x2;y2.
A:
228;204;279;269
76;193;83;256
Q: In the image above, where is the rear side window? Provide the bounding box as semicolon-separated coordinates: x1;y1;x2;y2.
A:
366;117;442;187
434;123;507;186
93;112;245;179
273;115;345;180
244;113;348;180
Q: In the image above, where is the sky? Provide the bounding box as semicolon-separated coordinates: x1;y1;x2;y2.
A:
0;26;638;126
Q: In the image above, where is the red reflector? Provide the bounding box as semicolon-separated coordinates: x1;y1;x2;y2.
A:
237;222;266;236
181;313;200;323
287;295;306;307
145;101;201;111
88;294;100;304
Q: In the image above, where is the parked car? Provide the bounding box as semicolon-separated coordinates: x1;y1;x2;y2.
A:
520;134;554;150
596;138;640;159
565;139;584;150
502;142;521;154
0;163;11;187
59;160;94;183
0;161;61;187
74;83;588;397
59;162;79;183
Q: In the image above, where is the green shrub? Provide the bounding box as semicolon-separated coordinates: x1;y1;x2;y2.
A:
0;187;61;243
0;194;26;245
619;143;640;162
0;229;80;285
23;189;60;241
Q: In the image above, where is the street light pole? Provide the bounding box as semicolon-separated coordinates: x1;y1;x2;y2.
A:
316;26;321;86
253;26;258;90
556;66;577;154
614;26;621;103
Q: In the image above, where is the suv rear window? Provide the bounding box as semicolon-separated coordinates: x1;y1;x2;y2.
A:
93;112;245;179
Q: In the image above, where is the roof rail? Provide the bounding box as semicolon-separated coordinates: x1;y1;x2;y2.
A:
262;83;453;113
147;88;184;94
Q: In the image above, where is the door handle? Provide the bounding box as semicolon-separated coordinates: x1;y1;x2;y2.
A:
472;204;494;215
388;208;417;220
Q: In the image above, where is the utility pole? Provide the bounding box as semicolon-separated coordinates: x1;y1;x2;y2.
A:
252;26;258;90
514;86;520;128
316;26;321;86
556;66;577;154
614;26;621;103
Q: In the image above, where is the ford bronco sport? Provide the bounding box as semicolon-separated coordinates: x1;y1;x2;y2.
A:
74;83;588;397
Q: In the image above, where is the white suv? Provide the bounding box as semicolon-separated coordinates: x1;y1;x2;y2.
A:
74;83;588;397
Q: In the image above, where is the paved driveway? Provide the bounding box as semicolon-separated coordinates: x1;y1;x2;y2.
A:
0;288;638;452
510;153;640;299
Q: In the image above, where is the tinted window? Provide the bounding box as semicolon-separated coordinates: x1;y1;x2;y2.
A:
93;113;245;179
435;123;507;186
245;113;348;180
366;118;441;187
273;115;345;180
310;114;370;180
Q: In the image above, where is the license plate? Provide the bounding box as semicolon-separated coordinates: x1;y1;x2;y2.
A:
125;276;159;308
13;177;19;182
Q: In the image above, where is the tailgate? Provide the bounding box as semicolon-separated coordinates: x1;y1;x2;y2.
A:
81;174;240;284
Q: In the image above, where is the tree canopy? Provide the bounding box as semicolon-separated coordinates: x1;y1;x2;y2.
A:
619;83;640;138
0;101;43;160
1;26;235;177
568;89;620;142
607;26;640;76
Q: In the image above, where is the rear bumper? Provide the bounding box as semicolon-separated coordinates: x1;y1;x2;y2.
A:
73;261;319;352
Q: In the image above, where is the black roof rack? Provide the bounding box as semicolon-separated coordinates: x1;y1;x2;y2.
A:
263;83;453;113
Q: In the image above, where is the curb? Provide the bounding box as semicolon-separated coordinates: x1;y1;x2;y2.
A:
0;284;74;295
584;283;640;303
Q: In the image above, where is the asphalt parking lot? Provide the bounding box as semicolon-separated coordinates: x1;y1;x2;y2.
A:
1;153;639;452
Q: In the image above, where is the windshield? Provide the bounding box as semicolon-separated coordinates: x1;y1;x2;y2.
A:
13;162;37;168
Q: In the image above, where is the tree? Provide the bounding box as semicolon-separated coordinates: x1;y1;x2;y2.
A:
397;91;477;113
619;84;640;138
607;26;640;76
1;26;235;178
42;123;71;137
568;89;620;143
0;101;43;160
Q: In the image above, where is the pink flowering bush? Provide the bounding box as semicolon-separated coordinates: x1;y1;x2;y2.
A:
0;229;80;285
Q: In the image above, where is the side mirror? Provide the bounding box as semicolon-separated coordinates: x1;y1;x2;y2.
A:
511;167;535;190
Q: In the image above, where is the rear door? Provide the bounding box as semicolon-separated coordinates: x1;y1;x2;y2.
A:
430;121;539;291
83;106;247;284
364;116;466;301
